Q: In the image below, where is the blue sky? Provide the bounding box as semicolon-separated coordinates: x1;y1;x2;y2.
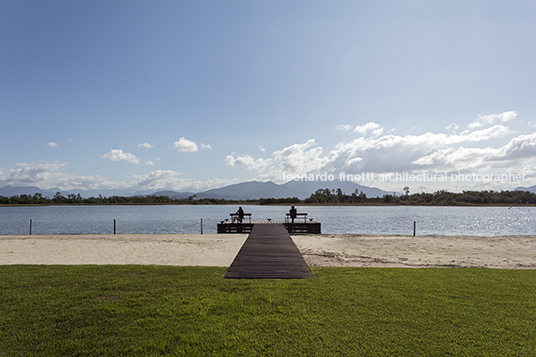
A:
1;0;536;194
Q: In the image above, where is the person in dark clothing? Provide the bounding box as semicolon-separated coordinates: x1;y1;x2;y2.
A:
289;205;297;223
236;206;245;223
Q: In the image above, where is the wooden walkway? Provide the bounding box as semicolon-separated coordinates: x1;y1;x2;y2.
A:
224;223;314;279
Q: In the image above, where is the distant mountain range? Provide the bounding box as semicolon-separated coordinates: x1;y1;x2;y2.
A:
0;180;391;200
156;180;390;200
515;184;536;194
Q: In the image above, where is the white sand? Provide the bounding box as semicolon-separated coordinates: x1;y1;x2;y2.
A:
0;234;248;266
293;234;536;269
1;233;535;269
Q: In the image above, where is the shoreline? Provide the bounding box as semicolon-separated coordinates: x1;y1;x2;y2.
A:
2;203;536;207
1;233;536;269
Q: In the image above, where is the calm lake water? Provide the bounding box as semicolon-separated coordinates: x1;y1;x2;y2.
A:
1;205;535;236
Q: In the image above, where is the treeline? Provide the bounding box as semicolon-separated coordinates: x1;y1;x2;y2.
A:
1;189;536;206
303;188;536;205
0;192;254;205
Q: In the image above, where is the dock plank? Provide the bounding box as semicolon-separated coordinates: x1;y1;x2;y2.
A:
224;223;314;279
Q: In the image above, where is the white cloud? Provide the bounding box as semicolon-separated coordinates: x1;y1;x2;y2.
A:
144;157;160;166
200;143;212;150
500;132;536;159
130;170;184;190
225;154;272;171
336;124;352;131
225;139;339;181
173;137;198;152
4;112;533;193
446;123;459;131
412;132;536;172
272;139;334;174
354;122;383;136
0;161;66;185
0;162;238;192
45;142;58;148
468;111;517;129
101;149;140;164
345;157;363;166
138;142;154;149
456;125;511;142
371;128;384;136
129;170;237;191
259;145;266;152
339;125;510;153
331;125;512;173
521;164;536;178
223;117;525;184
0;161;121;190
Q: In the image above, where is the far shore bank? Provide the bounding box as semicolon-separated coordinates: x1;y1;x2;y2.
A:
2;203;536;207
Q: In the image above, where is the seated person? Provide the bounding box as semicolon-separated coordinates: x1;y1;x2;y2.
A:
289;205;297;223
235;206;245;223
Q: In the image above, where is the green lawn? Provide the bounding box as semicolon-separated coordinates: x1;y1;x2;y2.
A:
1;266;535;356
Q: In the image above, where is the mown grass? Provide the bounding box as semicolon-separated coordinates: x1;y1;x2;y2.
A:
1;266;535;356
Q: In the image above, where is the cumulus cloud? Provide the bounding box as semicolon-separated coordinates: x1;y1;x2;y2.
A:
0;161;119;190
411;132;536;172
45;142;58;148
173;137;198;152
130;170;184;190
354;122;384;136
145;157;160;166
412;146;505;172
101;149;140;164
224;116;529;184
468;111;517;129
499;132;536;159
0;162;237;192
3;112;533;193
272;139;335;174
138;142;154;149
225;139;339;181
225;154;272;171
338;125;510;154
330;125;512;173
0;161;66;185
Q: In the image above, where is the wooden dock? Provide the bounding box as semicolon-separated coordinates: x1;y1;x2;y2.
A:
224;223;314;279
217;220;321;234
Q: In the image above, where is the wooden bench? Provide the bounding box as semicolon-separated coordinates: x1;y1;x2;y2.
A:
285;212;308;223
230;213;252;223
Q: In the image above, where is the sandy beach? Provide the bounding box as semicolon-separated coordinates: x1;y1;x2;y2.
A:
1;233;535;269
293;234;536;269
0;234;248;266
